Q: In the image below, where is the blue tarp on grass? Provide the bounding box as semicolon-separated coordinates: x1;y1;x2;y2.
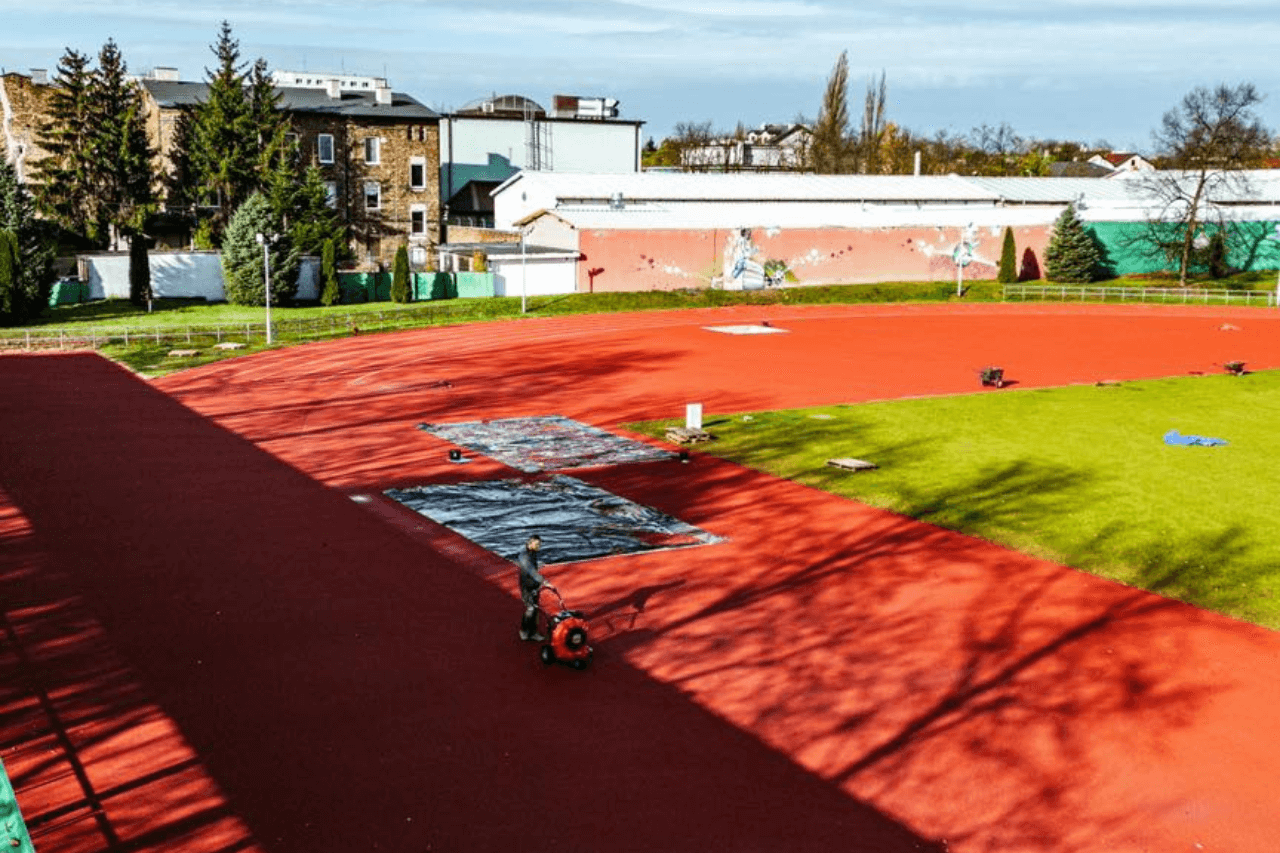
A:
1164;430;1228;447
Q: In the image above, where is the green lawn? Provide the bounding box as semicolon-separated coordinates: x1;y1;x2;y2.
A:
631;372;1280;629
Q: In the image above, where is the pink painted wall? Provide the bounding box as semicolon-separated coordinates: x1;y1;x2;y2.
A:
576;225;1051;292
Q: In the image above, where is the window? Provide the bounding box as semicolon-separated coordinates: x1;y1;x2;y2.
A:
364;136;380;165
364;181;381;211
323;181;338;209
409;157;426;190
409;245;427;267
410;205;427;236
317;133;334;164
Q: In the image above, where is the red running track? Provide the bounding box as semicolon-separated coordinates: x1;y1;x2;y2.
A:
3;302;1280;853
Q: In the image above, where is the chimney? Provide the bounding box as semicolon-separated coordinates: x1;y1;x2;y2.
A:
326;79;342;99
375;85;392;106
30;69;48;85
913;150;922;176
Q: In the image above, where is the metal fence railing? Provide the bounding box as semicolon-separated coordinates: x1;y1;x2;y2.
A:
1003;284;1280;307
0;304;496;353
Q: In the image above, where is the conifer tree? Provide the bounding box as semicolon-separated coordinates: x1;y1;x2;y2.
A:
0;160;56;324
0;230;19;321
808;52;851;174
91;39;156;250
391;245;411;303
190;21;257;239
1044;204;1100;283
997;227;1017;283
221;191;298;306
33;48;101;243
320;238;340;306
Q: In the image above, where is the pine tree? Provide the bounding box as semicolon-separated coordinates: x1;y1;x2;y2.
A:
391;245;411;303
997;227;1017;283
0;159;56;324
808;52;851;174
286;164;344;258
1044;204;1100;283
91;39;156;250
222;192;298;306
189;21;257;239
32;48;101;243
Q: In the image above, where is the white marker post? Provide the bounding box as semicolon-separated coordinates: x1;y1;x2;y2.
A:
685;403;703;431
256;232;274;345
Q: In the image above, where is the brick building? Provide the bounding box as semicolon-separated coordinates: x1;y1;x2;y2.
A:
141;70;441;267
0;70;56;184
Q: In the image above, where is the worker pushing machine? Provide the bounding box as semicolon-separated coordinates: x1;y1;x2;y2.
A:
514;533;593;670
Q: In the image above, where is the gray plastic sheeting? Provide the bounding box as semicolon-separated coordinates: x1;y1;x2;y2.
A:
385;475;723;564
419;415;676;473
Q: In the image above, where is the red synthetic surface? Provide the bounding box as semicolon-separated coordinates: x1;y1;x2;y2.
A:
3;302;1280;853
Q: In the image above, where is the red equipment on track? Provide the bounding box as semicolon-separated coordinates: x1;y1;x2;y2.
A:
537;586;593;670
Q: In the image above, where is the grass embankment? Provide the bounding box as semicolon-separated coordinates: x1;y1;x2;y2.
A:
631;371;1280;629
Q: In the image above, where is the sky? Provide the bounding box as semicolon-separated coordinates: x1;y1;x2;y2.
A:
3;0;1280;153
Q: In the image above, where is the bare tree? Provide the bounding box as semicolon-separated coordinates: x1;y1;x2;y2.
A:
808;52;852;173
672;120;716;171
1140;83;1272;285
856;71;888;173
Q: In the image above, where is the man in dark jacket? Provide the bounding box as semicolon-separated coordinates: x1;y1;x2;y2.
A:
517;534;552;641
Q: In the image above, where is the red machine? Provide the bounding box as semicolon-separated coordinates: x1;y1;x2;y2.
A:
537;586;593;670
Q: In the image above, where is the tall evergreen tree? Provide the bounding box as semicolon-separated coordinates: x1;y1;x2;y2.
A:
32;48;101;243
808;52;851;174
0;160;56;324
91;39;156;250
189;21;257;239
997;227;1017;283
285;164;344;257
1044;204;1100;283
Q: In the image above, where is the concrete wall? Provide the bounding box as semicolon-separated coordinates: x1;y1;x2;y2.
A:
82;253;321;302
575;224;1052;292
490;255;577;297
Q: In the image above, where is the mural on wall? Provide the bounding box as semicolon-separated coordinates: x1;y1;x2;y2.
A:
723;228;791;289
916;224;997;278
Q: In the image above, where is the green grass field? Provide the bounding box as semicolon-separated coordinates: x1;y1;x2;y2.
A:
632;372;1280;629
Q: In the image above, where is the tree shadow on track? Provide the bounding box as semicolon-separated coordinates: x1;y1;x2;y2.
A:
0;354;947;853
567;457;1259;853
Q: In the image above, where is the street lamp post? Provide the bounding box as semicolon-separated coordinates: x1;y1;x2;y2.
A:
256;232;274;344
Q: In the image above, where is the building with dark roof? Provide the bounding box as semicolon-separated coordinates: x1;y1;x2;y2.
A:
140;70;441;266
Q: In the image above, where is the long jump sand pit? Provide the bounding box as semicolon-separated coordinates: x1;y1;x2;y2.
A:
4;303;1280;852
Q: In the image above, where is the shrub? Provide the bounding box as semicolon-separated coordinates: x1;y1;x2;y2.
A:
1044;203;1100;283
391;245;411;303
320;238;339;306
472;250;488;272
997;227;1017;283
222;192;298;306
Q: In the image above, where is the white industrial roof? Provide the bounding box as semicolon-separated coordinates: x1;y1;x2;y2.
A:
501;171;1001;203
502;169;1280;207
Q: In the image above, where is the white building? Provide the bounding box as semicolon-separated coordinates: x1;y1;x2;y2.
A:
441;94;643;230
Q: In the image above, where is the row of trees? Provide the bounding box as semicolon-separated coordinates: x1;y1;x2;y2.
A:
28;22;346;311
